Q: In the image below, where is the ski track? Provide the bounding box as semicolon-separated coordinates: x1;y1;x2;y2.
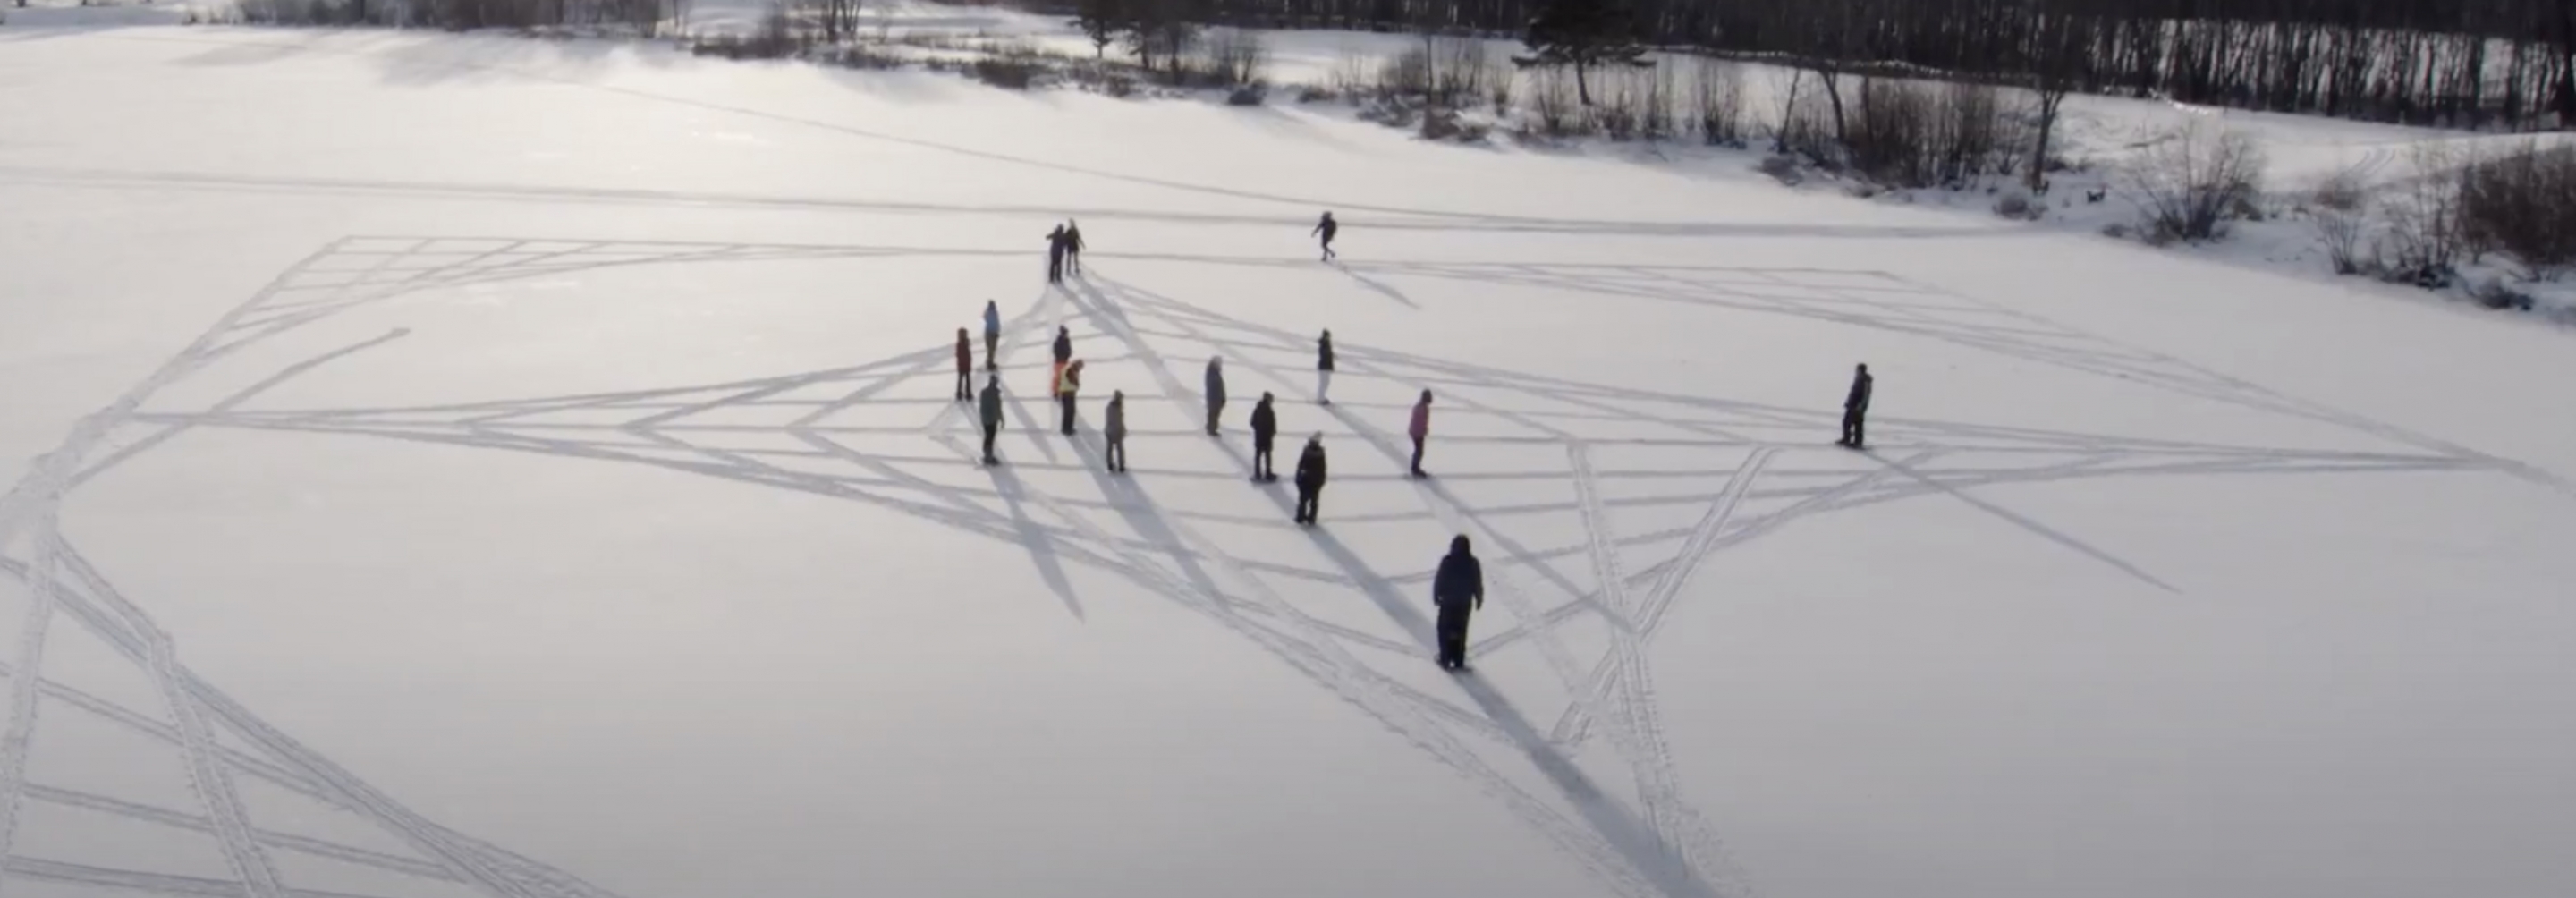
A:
1084;275;1737;895
0;219;2555;898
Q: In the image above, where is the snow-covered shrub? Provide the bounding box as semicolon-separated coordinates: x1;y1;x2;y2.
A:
1199;29;1268;89
1757;155;1802;185
2310;168;2368;214
1225;84;1267;106
2372;143;2469;284
2118;122;2266;242
1691;59;1749;148
1840;80;2017;189
2470;277;2538;311
2457;142;2576;279
1524;68;1587;138
2312;208;2366;275
971;57;1044;89
1994;193;2040;221
1295;84;1335;104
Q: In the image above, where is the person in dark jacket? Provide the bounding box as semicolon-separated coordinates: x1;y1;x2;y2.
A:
1051;326;1072;367
1249;392;1279;481
1432;535;1485;671
1292;434;1327;526
978;375;1005;465
1839;363;1873;449
1203;356;1227;436
1312;212;1338;261
1056;359;1084;436
953;327;975;402
1064;220;1087;275
1407;389;1434;478
1316;329;1335;405
1103;390;1127;473
982;301;1003;370
1046;224;1068;284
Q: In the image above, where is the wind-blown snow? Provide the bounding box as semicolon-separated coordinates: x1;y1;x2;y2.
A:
1;12;2572;898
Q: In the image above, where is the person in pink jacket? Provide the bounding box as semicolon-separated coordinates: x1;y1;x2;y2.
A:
1407;389;1433;478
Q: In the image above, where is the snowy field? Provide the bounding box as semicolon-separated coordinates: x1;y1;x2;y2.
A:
4;9;2576;898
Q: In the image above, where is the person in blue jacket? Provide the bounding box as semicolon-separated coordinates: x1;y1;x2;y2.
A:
1433;535;1485;671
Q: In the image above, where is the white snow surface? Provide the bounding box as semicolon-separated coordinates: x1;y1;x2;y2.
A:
3;13;2576;898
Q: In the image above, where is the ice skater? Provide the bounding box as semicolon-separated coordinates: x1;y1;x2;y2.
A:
982;300;1002;370
1103;390;1128;473
1407;389;1434;478
1432;535;1485;671
1316;329;1335;405
1311;212;1338;261
1056;359;1084;436
953;327;974;402
978;375;1004;465
1063;219;1086;275
1203;356;1227;436
1046;224;1069;284
1051;325;1072;368
1838;363;1873;450
1292;434;1328;526
1250;392;1279;481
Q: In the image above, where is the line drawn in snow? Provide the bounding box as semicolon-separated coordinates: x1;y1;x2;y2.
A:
0;233;2555;898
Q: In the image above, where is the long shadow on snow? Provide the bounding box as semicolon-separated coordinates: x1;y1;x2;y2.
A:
1078;268;1717;898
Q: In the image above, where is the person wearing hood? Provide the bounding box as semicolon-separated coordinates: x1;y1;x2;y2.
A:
1055;359;1084;436
1203;356;1227;436
982;301;1003;370
1052;326;1072;366
1312;212;1338;261
953;327;974;402
1064;220;1087;275
1432;535;1486;671
1292;434;1327;526
1250;392;1279;481
1046;224;1068;284
1316;329;1335;405
1407;389;1434;478
1102;390;1128;473
1839;363;1874;450
978;374;1005;466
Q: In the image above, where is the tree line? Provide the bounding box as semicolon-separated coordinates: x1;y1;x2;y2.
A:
1057;0;2574;130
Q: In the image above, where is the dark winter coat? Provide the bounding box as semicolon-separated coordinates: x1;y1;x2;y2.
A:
1294;441;1327;489
1066;225;1086;252
1433;536;1484;610
1046;229;1068;260
1313;215;1338;241
954;334;973;374
1318;336;1335;371
983;305;1002;336
1408;400;1431;440
1845;371;1874;412
1205;362;1227;407
1104;396;1126;440
979;384;1004;431
1052;330;1072;365
1250;398;1277;443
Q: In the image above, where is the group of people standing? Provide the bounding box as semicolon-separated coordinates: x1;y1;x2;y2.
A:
955;308;1439;531
941;215;1883;674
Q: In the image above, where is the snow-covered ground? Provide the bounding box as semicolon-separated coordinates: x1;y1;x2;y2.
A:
4;8;2575;898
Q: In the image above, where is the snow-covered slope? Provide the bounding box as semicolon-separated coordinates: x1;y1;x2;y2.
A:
1;19;2572;898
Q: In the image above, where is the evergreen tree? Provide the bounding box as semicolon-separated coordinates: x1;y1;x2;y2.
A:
1074;0;1128;60
1513;0;1650;106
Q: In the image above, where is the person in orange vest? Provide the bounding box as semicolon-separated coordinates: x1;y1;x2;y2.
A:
1055;360;1084;436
